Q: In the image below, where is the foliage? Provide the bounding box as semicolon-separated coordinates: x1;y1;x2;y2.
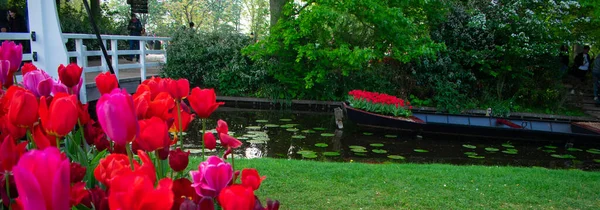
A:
347;90;412;117
162;28;267;96
242;0;270;40
243;0;446;100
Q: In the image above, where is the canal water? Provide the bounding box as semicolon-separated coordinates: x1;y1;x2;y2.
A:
184;108;600;171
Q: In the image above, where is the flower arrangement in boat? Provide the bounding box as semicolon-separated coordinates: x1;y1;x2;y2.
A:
348;90;412;117
0;41;279;210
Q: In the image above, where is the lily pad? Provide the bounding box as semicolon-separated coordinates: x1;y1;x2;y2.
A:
370;143;384;147
485;147;499;152
354;153;367;156
302;154;318;159
464;152;478;156
247;140;267;144
265;124;280;128
237;137;249;140
246;126;262;130
462;144;477;149
468;155;485;159
586;149;600;154
280;124;295;128
544;145;558;149
296;150;316;155
372;149;388;154
315;143;329;148
349;145;366;150
387;155;406;160
323;152;341;157
279;118;293;122
255;120;269;123
384;135;398;138
286;128;299;132
313;127;327;131
320;133;335;137
551;154;576;159
593;159;600;163
502;143;515;148
291;135;306;139
414;149;429;153
543;150;556;153
362;132;374;136
567;148;583;152
301;130;316;134
351;149;368;153
502;150;518;155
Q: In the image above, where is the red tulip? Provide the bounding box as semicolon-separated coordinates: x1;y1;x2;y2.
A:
78;102;91;125
219;133;242;149
39;93;79;137
70;182;89;207
7;86;38;128
216;119;228;135
187;88;224;118
0;115;26;140
21;62;37;76
0;135;27;171
95;72;118;95
137;117;171;152
32;124;54;149
204;132;216;150
0;60;13;88
170;108;194;133
171;178;197;210
13;147;70;210
58;63;83;88
133;88;151;120
241;168;266;191
108;173;174;210
168;148;190;172
141;76;166;99
167;78;190;101
86;187;108;210
93;150;156;188
70;162;87;183
96;88;139;146
148;92;175;121
218;185;255;210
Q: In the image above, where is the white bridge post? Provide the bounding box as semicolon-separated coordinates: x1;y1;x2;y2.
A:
27;0;69;79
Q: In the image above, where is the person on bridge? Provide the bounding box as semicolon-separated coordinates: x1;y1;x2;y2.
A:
127;13;143;62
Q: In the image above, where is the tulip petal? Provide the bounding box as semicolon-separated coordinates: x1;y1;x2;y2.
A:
203;163;233;195
13;165;47;210
37;78;54;98
51;160;71;210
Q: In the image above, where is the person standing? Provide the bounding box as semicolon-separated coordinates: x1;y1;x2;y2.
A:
127;14;143;61
593;54;600;103
571;46;591;94
7;8;28;52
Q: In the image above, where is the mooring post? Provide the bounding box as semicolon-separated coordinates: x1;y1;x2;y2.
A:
334;107;344;129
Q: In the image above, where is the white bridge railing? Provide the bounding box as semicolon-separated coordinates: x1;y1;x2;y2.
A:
0;32;172;103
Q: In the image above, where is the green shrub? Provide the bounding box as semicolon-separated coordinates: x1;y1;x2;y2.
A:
162;29;267;96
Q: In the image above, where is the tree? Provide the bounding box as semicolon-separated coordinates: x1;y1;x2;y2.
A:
242;0;269;39
269;0;287;27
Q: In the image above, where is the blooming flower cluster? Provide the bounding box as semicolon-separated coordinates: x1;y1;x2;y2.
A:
348;90;412;117
0;41;279;210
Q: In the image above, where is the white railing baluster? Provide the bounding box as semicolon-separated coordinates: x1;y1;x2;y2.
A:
101;39;108;72
75;39;88;103
110;39;119;79
139;40;147;80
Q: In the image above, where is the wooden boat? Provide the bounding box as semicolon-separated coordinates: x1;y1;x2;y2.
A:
343;102;600;142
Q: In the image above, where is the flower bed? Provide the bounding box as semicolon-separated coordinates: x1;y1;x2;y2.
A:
0;41;278;210
347;90;412;117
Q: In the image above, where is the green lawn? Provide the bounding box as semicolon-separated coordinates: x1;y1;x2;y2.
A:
189;157;600;209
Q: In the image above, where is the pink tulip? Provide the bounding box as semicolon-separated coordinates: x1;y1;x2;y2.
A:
190;156;233;198
21;70;54;97
0;60;13;88
0;41;23;72
96;88;139;146
13;147;70;210
52;78;82;96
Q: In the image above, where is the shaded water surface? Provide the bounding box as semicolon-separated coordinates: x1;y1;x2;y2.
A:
184;108;600;171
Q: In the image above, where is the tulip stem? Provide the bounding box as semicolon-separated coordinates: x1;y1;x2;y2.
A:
201;118;206;161
170;170;174;179
26;129;35;149
5;172;10;209
126;143;135;170
231;151;235;171
56;137;60;149
176;101;183;149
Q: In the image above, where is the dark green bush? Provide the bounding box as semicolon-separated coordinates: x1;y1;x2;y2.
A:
162;29;267;96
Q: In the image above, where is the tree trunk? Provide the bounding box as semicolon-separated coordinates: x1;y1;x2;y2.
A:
269;0;287;27
90;0;100;19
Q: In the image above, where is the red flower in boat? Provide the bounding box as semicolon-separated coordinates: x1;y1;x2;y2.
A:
188;88;224;118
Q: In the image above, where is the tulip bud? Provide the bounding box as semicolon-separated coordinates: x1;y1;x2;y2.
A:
169;148;190;172
57;63;83;88
178;198;197;210
95;72;118;95
204;132;216;150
